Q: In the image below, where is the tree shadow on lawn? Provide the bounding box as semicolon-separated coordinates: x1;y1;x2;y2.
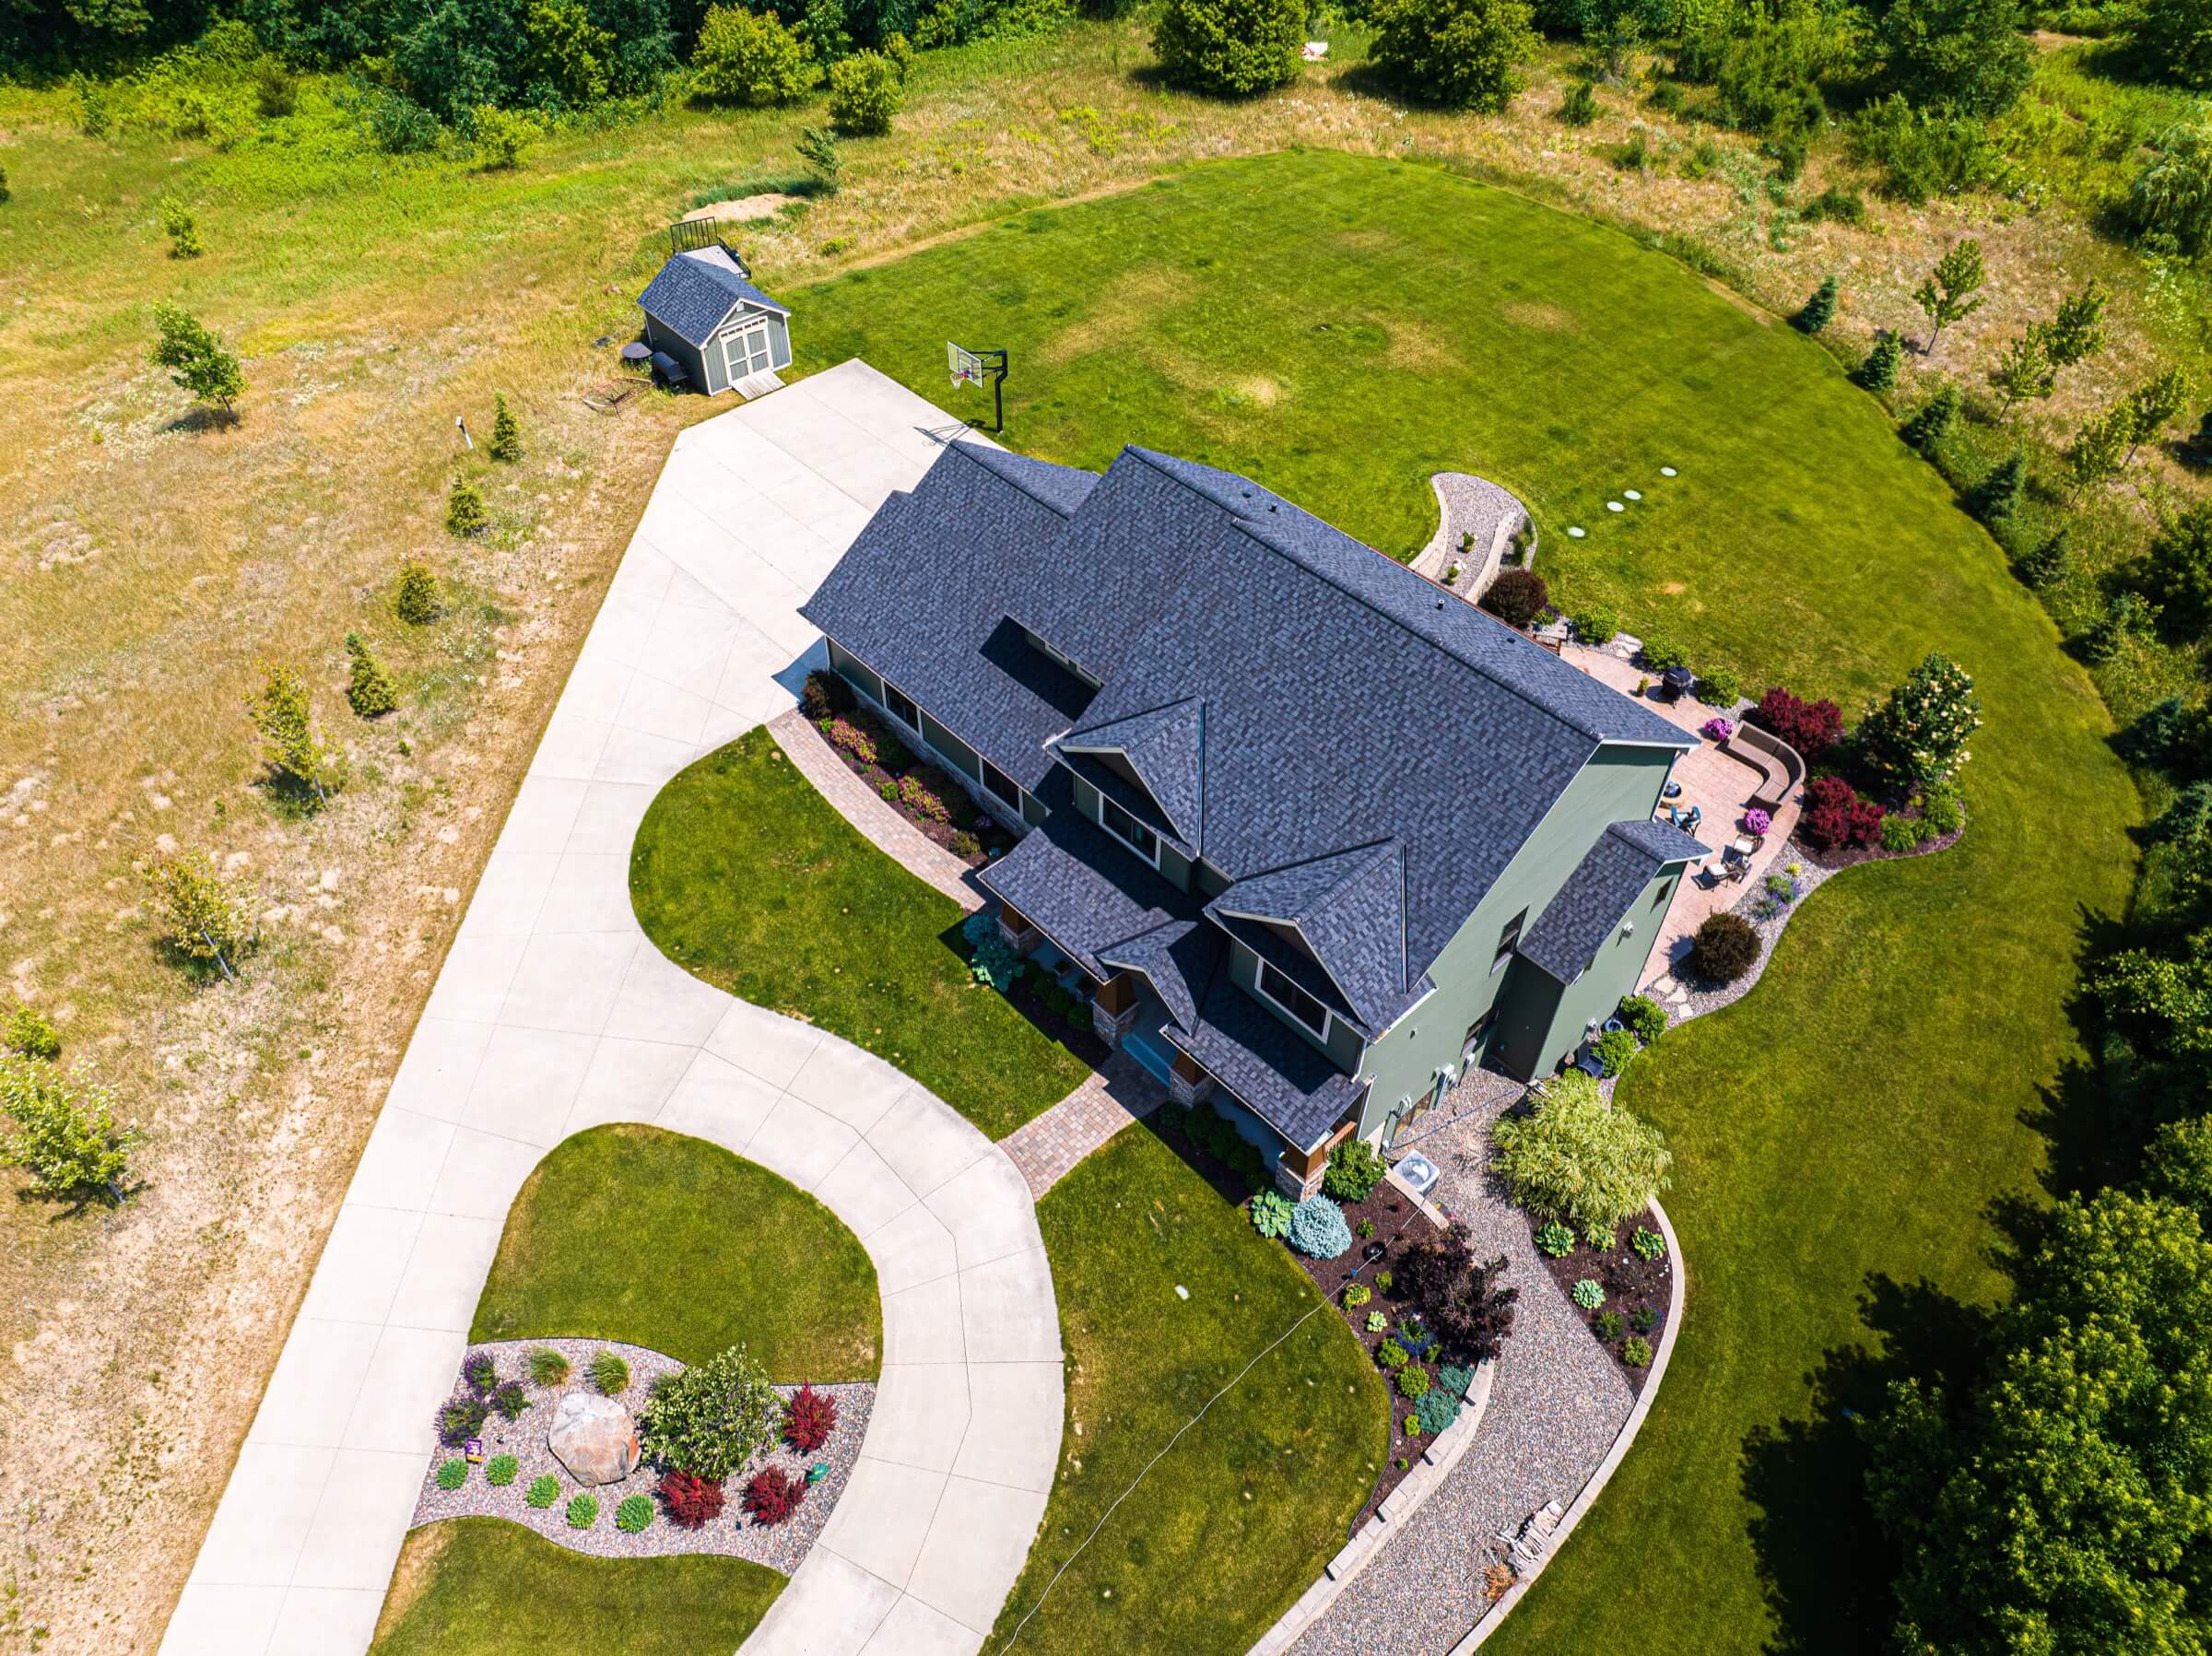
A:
1740;1273;1991;1656
2019;899;2148;1201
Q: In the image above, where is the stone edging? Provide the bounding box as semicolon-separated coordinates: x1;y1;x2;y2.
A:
1247;1359;1498;1656
1448;1194;1688;1653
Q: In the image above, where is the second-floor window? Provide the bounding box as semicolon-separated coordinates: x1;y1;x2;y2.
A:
1258;960;1329;1039
1100;794;1159;864
1493;908;1527;971
882;679;919;730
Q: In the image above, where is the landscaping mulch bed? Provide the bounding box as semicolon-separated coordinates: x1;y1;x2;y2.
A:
1796;816;1964;872
812;709;1018;870
408;1336;872;1576
1522;1205;1672;1396
1671;843;1838;1022
1288;1184;1453;1533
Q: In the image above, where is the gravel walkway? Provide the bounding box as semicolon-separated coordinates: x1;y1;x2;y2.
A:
1412;473;1531;595
406;1336;873;1575
1294;1096;1633;1656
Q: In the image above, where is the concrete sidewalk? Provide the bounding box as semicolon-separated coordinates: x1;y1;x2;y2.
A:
161;363;1059;1656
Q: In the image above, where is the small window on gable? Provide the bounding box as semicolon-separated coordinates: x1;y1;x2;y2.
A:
882;680;919;730
1100;794;1159;864
982;758;1023;812
1492;908;1528;971
1653;877;1676;910
1257;960;1329;1039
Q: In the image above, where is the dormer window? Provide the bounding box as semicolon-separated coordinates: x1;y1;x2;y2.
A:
1257;960;1330;1039
1100;794;1159;865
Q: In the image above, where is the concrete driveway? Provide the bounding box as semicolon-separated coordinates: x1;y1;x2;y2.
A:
160;363;1060;1656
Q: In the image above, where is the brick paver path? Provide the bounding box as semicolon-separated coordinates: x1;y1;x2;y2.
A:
1001;1050;1169;1197
771;707;983;912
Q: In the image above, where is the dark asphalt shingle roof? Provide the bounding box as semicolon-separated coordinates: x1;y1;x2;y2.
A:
1100;918;1225;1034
639;246;789;348
1517;818;1711;982
1059;699;1206;849
1160;975;1363;1149
799;444;1099;794
1206;842;1406;1035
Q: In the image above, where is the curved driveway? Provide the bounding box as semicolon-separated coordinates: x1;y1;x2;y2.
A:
160;363;1058;1656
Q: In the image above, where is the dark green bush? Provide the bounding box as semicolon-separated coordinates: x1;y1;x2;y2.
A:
525;1474;560;1508
1323;1137;1387;1202
1482;567;1548;628
1688;912;1759;982
829;50;903;134
1558;79;1599;125
1366;0;1540;112
437;1458;468;1490
1153;0;1304;94
1616;995;1665;1044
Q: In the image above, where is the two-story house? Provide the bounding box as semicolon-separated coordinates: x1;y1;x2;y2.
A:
799;440;1707;1197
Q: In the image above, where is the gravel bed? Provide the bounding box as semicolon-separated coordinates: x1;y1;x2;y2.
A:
1294;1095;1633;1656
407;1336;873;1573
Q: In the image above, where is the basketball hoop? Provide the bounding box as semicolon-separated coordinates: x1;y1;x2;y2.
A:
945;341;1009;433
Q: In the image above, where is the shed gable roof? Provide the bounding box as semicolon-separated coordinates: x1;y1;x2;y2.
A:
638;245;790;348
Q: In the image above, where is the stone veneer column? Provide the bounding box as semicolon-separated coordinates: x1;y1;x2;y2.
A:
1089;972;1139;1048
1168;1051;1212;1109
997;899;1041;953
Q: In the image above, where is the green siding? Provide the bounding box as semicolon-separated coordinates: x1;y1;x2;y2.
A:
1354;744;1675;1136
1513;868;1680;1075
827;639;881;702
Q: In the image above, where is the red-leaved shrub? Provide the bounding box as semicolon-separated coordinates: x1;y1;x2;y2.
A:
658;1467;726;1529
741;1466;806;1527
826;715;878;767
898;768;953;824
1802;775;1888;850
1749;687;1843;760
784;1383;838;1453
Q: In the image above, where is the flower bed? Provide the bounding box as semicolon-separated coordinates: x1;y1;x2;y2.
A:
1524;1205;1672;1393
409;1336;871;1575
1282;1181;1455;1532
810;702;1018;869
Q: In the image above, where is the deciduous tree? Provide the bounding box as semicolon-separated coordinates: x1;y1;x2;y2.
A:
1154;0;1305;95
1913;238;1986;358
1857;651;1982;791
146;851;257;979
149;300;243;417
247;662;340;805
691;3;820;104
0;1057;138;1204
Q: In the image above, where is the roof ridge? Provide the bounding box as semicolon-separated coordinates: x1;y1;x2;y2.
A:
947;440;1092;519
1125;447;1624;747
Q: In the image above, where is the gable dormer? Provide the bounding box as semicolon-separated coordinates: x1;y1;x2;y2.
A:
1054;698;1206;866
1205;841;1408;1041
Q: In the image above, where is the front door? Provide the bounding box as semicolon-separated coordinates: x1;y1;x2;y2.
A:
721;320;773;384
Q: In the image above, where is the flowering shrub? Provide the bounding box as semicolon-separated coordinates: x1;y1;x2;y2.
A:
639;1345;780;1481
1742;808;1771;836
1700;716;1734;742
784;1383;838;1453
898;768;953;824
657;1466;726;1529
1749;686;1843;759
1857;652;1981;791
741;1466;807;1527
462;1350;497;1394
826;715;878;767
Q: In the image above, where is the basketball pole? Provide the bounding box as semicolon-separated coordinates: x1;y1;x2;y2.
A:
982;348;1007;435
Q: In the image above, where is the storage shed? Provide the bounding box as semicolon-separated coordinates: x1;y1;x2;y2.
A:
638;237;792;396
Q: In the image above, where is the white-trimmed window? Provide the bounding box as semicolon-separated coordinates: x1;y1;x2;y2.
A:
1100;795;1159;864
881;679;919;731
1257;959;1330;1039
982;758;1025;815
1492;908;1528;972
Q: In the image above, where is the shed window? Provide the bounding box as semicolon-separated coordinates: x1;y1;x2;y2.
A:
1100;796;1159;864
1258;961;1330;1039
1492;908;1528;971
982;758;1024;813
882;680;919;731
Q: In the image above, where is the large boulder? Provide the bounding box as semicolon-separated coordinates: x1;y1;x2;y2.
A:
547;1391;641;1486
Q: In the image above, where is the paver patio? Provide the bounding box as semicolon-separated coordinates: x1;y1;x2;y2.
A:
160;363;1059;1656
1560;644;1803;983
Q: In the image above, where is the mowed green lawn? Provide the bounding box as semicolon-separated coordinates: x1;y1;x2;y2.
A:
986;1125;1388;1655
796;150;2141;1653
470;1124;880;1380
371;1519;783;1655
629;730;1089;1139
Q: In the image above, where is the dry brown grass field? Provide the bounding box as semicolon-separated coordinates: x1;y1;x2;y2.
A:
0;18;2198;1649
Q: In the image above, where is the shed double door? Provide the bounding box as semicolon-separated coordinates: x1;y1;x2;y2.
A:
721;320;773;384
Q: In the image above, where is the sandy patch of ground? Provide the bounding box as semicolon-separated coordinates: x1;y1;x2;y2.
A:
683;193;801;226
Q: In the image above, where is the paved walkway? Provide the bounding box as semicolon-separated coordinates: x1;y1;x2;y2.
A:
1293;1091;1633;1656
771;707;983;911
1000;1051;1169;1198
161;363;1060;1656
